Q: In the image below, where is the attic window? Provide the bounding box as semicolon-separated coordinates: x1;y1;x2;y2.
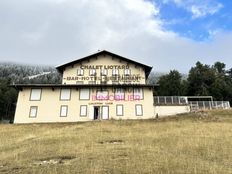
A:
124;69;131;76
101;69;107;76
77;69;84;76
112;69;119;76
89;69;96;76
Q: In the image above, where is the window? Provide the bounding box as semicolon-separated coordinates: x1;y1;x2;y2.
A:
30;89;42;101
112;81;119;85
60;105;68;117
29;106;38;118
124;69;131;76
133;88;143;100
80;88;90;100
76;81;84;84
116;105;123;116
60;89;71;100
80;105;87;116
88;81;96;84
115;88;125;100
112;69;119;76
96;90;108;100
135;105;143;116
101;69;107;76
89;69;96;76
77;69;84;76
100;81;107;85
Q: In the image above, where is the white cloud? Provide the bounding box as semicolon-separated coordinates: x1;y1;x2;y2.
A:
190;3;223;18
0;0;231;73
163;0;223;18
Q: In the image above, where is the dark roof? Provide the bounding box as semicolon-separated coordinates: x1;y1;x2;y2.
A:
56;50;153;78
11;84;158;90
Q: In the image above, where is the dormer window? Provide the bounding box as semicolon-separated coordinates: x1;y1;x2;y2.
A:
112;69;119;76
77;69;84;76
124;69;131;76
101;69;107;76
89;69;96;76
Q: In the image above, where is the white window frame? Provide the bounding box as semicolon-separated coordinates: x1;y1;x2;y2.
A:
60;89;71;101
80;105;87;117
135;105;143;116
29;106;38;118
89;69;96;76
124;69;131;76
77;69;84;76
101;69;107;76
112;69;119;76
133;88;143;100
30;89;42;101
116;105;123;116
96;90;108;100
79;88;90;100
114;88;125;100
60;105;68;117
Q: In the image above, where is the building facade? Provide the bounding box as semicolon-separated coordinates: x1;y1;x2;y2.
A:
13;50;156;123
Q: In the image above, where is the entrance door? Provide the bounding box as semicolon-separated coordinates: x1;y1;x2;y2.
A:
93;106;100;120
102;106;109;120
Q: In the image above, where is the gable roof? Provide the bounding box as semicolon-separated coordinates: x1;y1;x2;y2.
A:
56;50;153;78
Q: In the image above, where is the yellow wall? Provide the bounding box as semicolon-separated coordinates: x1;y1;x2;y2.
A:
14;87;155;123
62;55;146;85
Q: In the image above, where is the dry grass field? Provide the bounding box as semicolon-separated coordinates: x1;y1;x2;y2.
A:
0;110;232;174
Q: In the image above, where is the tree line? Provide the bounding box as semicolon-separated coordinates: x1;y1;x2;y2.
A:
148;61;232;104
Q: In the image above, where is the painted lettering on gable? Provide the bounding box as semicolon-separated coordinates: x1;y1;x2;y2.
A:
80;65;129;69
64;64;144;84
65;75;142;82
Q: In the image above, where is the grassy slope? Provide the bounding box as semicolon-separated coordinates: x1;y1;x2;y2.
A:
0;110;232;174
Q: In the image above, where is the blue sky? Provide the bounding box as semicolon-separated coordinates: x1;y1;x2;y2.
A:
154;0;232;41
0;0;232;72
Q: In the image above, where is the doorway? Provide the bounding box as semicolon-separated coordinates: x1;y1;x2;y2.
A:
93;106;100;120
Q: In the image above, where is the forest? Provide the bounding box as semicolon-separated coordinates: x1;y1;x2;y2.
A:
148;61;232;103
0;61;232;122
0;62;61;122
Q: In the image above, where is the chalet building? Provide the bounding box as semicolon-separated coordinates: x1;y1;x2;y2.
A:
13;50;157;123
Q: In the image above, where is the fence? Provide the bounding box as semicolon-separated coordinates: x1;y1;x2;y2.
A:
154;96;188;105
188;101;230;110
154;96;230;110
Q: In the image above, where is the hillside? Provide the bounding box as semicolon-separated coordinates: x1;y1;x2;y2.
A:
0;110;231;174
0;62;61;84
0;62;62;121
